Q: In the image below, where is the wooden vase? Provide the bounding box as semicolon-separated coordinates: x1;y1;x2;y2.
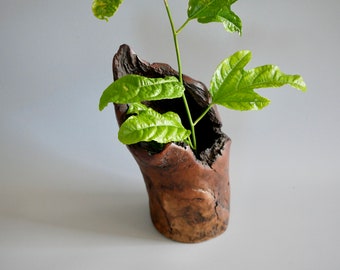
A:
112;44;231;243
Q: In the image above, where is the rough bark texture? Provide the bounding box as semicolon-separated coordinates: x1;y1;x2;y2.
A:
113;44;231;242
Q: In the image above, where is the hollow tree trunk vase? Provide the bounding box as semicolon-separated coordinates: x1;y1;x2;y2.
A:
129;137;231;243
113;45;231;243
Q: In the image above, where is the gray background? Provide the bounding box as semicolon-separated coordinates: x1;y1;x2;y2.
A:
1;0;339;269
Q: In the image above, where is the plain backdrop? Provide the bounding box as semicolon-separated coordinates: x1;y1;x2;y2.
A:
1;0;339;269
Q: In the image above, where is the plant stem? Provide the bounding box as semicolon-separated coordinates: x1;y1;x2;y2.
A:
193;104;214;126
164;0;197;150
177;18;190;34
164;0;183;83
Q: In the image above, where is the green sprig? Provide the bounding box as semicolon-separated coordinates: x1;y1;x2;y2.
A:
94;0;307;150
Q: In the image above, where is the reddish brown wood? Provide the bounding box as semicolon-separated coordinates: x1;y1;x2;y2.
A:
129;138;231;243
112;45;231;242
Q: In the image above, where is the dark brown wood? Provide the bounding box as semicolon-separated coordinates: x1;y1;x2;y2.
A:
113;44;231;242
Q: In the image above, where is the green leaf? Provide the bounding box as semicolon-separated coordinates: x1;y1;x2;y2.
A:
217;90;271;111
187;0;242;34
210;50;307;111
239;65;307;91
118;108;191;145
92;0;124;21
99;75;185;111
126;103;149;115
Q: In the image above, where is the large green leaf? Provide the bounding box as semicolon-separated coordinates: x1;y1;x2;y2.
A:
187;0;242;34
92;0;124;21
118;108;191;145
99;75;185;111
210;50;307;111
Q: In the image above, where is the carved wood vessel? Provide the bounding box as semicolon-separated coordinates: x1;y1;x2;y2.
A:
113;44;231;243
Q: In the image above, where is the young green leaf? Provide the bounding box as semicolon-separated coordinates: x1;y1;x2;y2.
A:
99;75;185;111
92;0;124;21
118;108;191;145
214;90;271;111
126;102;149;115
187;0;242;34
210;50;307;111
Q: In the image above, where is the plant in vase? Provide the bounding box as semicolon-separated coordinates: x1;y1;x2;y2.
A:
92;0;306;243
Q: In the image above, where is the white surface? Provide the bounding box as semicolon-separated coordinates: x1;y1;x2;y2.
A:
1;0;339;269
